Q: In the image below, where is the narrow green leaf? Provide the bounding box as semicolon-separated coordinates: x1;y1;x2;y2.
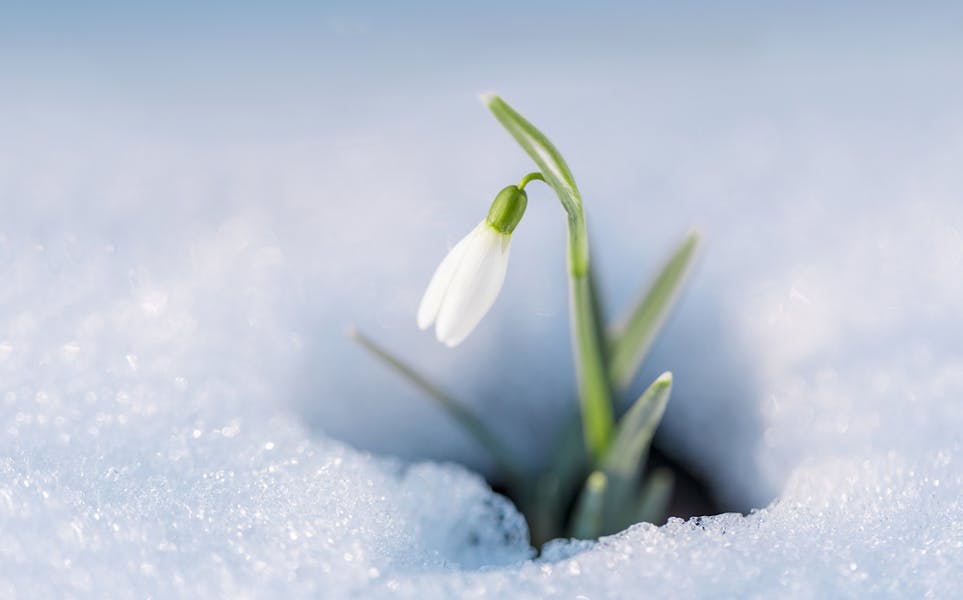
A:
569;470;608;540
602;372;672;479
608;231;701;390
597;372;672;533
347;327;525;487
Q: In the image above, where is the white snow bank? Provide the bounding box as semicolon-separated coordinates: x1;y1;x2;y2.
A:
4;5;963;596
1;406;532;597
3;121;962;597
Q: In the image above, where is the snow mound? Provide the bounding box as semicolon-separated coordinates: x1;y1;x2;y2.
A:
3;137;962;597
1;388;531;597
4;7;963;595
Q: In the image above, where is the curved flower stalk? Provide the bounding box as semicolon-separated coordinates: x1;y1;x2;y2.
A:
417;184;529;347
484;94;614;462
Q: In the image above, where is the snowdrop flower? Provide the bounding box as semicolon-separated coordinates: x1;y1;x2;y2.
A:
417;184;528;347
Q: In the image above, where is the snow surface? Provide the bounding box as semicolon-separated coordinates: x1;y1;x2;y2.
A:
3;3;963;598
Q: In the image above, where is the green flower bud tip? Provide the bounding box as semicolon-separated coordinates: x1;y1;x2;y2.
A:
486;185;528;234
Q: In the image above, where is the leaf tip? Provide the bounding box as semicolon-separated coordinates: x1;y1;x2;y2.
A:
685;228;703;248
655;371;673;388
587;470;608;491
480;91;500;107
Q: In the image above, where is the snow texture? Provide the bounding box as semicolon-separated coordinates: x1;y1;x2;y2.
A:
3;3;963;597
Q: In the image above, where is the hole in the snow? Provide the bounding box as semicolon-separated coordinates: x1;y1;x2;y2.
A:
474;293;764;550
487;440;722;552
645;444;720;523
292;265;765;552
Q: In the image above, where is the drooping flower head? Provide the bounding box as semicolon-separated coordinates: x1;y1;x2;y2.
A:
417;185;528;347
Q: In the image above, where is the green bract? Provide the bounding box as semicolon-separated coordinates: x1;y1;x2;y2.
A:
352;95;701;547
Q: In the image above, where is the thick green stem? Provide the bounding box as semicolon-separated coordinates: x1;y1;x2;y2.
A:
568;244;613;461
529;183;611;460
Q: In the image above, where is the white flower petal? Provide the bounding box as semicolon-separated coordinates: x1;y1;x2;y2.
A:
435;223;511;347
416;226;473;330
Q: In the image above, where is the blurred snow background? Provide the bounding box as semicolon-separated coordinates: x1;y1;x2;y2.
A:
2;1;963;597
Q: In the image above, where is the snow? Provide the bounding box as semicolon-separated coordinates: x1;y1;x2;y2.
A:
3;2;963;597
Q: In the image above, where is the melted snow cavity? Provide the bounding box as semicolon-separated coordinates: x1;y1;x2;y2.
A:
4;136;962;597
4;7;963;596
